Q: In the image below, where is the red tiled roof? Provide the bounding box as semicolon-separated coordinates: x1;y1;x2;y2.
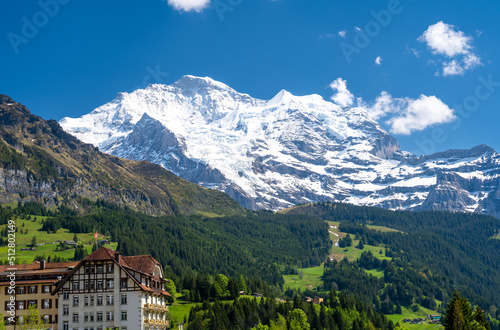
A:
52;247;168;296
81;246;119;262
0;261;78;276
122;255;160;274
80;247;161;275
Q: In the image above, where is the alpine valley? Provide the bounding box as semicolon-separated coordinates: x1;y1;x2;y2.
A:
60;76;500;218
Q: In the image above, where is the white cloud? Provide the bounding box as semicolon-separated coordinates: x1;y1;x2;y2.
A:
375;56;382;65
418;21;481;76
463;53;481;69
330;78;354;107
405;45;420;58
418;21;471;57
330;78;456;135
338;30;347;38
442;60;464;76
386;95;455;134
167;0;210;12
354;26;362;32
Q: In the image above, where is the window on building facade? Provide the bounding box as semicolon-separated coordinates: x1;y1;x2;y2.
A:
85;281;89;289
120;279;127;288
107;263;113;273
63;289;69;300
97;280;103;289
18;286;25;294
43;315;50;323
84;295;88;306
97;312;103;322
90;295;94;306
106;311;114;321
97;295;103;306
63;305;69;315
106;279;113;289
73;296;79;307
90;312;94;322
97;265;103;274
43;299;50;309
106;294;114;305
29;285;36;294
121;294;127;305
43;285;51;293
63;321;69;330
72;313;79;323
90;280;95;289
72;281;79;290
121;311;127;321
18;301;24;310
29;300;36;307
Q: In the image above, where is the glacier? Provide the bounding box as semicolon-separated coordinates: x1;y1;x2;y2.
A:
60;75;500;217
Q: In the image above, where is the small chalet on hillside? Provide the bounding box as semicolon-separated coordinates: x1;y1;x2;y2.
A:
52;246;170;330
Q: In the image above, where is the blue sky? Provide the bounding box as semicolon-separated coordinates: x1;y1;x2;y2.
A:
1;0;500;155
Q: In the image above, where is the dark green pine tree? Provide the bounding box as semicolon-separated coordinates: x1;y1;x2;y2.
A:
442;291;473;330
472;306;490;330
395;301;402;314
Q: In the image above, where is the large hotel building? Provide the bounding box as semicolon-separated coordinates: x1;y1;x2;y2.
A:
2;247;170;330
52;247;170;330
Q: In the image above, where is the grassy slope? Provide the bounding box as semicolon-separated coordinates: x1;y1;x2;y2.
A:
284;220;392;291
327;221;392;262
0;216;117;263
283;265;324;291
387;305;443;329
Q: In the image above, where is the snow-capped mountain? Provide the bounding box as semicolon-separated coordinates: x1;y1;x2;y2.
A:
60;75;500;217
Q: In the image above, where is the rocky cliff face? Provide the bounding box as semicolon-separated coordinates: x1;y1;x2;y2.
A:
0;95;242;216
59;76;500;218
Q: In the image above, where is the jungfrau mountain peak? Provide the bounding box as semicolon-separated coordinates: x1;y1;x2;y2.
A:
60;76;500;218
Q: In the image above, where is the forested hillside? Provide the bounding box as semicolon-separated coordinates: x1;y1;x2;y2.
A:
282;202;500;322
0;201;332;287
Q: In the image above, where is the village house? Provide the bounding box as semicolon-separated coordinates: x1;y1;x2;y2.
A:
0;260;78;329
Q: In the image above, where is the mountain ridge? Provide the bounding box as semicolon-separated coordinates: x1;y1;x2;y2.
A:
59;76;500;218
0;94;243;216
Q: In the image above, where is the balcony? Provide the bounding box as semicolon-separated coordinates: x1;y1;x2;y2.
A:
144;303;168;311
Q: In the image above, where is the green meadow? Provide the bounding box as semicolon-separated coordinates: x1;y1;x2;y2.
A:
0;216;116;264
